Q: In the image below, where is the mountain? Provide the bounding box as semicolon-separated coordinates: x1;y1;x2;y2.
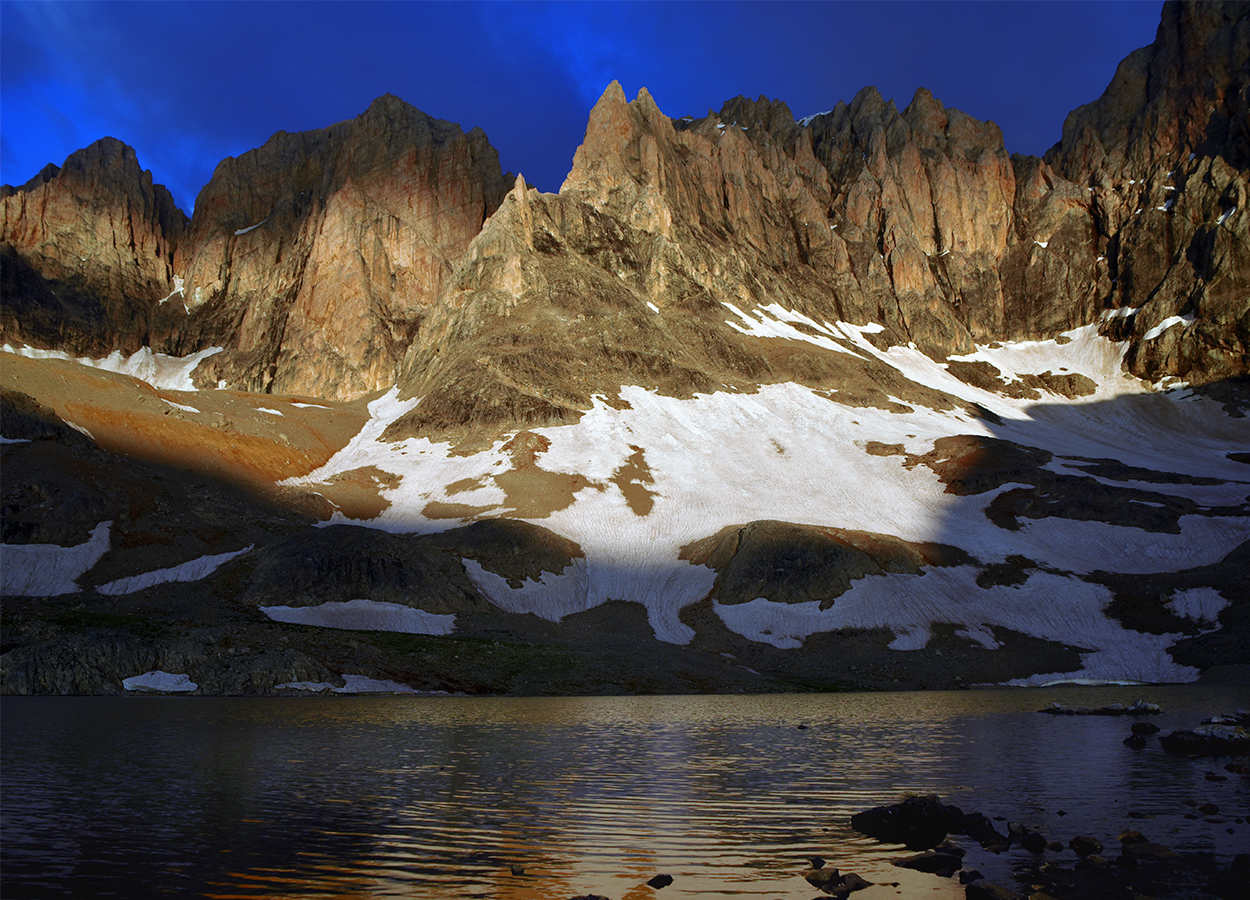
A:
2;0;1247;695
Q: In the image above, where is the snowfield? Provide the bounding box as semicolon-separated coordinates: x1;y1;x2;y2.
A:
272;312;1249;683
7;308;1247;686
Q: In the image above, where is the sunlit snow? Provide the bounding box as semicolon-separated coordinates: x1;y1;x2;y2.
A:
269;311;1249;682
1143;314;1195;340
3;344;223;392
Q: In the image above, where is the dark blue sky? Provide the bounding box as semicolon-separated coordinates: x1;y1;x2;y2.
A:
2;1;1162;214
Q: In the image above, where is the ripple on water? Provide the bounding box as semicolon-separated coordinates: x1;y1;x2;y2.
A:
2;685;1248;899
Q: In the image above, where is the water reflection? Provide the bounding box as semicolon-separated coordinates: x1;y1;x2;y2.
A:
3;686;1248;899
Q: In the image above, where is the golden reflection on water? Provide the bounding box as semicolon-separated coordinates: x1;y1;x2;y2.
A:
5;686;1249;900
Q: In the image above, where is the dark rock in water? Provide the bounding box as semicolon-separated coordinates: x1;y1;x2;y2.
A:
824;872;871;897
803;866;840;888
1046;840;1064;853
1069;835;1104;858
645;873;673;889
1206;771;1229;782
850;795;961;850
1132;721;1161;735
1074;853;1112;874
510;864;527;876
934;840;966;857
954;811;1006;847
892;850;963;876
1006;821;1029;841
964;880;1022;900
1226;762;1250;774
1021;831;1048;854
807;856;826;870
1118;829;1147;844
1123;734;1148;748
1039;700;1162;716
1160;725;1250;756
959;868;984;884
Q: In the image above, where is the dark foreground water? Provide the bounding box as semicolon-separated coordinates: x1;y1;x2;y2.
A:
3;686;1248;900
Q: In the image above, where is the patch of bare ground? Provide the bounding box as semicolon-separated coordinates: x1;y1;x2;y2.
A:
1;353;368;494
945;359;1097;399
493;430;599;518
305;466;399;519
681;520;971;609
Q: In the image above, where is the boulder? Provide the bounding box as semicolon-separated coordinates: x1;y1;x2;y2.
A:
1160;725;1250;756
892;850;962;875
1069;835;1103;858
850;795;961;850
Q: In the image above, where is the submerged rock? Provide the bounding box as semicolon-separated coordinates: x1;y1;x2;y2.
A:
1038;699;1162;716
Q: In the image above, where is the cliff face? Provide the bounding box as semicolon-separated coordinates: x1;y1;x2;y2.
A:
3;3;1245;404
1047;0;1250;383
0;137;188;354
172;95;513;399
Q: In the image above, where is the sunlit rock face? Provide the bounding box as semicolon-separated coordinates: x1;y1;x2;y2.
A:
171;94;514;399
0;138;188;355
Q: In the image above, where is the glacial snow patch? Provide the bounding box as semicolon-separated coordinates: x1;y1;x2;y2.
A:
2;344;223;392
96;546;253;595
1;522;112;597
259;600;456;635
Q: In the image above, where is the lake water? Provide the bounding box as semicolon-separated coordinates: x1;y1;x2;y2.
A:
3;686;1248;900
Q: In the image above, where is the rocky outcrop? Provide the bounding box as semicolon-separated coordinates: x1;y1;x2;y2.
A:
171;94;513;398
1047;0;1250;384
0;138;188;354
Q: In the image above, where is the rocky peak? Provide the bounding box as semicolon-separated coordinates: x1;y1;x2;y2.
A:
1048;0;1249;179
0;136;187;355
1047;0;1249;384
170;95;513;399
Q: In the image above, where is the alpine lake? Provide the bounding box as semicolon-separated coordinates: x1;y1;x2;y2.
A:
3;685;1247;900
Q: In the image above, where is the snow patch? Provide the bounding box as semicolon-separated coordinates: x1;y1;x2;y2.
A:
96;546;253;595
1143;314;1195;340
234;218;267;236
276;674;419;694
1166;588;1228;625
3;344;223;392
162;398;200;414
722;302;863;358
2;522;112;597
798;110;832;127
257;407;284;416
259;599;456;635
463;559;593;622
158;275;186;306
123;671;197;693
0;436;31;444
1218;206;1237;225
1034;240;1049;248
713;566;1200;684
